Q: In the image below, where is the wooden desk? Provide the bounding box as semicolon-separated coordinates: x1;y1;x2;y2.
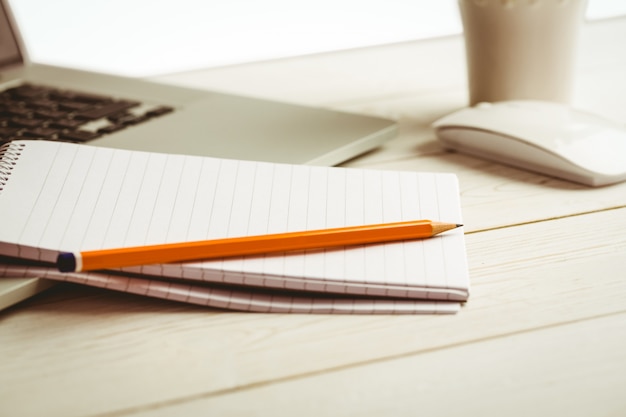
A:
2;17;626;417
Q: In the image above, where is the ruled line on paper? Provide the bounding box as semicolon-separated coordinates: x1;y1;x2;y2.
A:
17;142;76;262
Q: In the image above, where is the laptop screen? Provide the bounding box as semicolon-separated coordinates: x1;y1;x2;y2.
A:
0;1;23;70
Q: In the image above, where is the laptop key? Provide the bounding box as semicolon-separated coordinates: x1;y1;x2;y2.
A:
0;127;20;137
7;107;33;118
59;102;92;111
146;106;174;117
108;113;149;125
9;117;44;128
35;109;69;119
74;101;140;120
6;85;49;99
50;90;114;104
59;130;101;142
27;99;59;110
97;124;127;134
50;119;86;129
22;127;60;139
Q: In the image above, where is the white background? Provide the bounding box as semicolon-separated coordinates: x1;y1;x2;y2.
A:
8;0;626;77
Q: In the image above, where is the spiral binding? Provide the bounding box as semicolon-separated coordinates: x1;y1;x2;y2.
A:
0;141;26;193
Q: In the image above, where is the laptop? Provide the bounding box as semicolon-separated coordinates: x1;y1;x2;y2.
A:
0;0;397;310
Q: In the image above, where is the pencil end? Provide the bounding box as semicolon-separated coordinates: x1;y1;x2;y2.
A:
57;253;77;272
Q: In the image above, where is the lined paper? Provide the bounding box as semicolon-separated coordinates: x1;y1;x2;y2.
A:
0;140;469;312
0;263;461;314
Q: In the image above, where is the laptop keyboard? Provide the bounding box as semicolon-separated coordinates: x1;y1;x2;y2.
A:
0;84;174;145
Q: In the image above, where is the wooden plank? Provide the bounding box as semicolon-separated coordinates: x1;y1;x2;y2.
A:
128;311;626;417
1;208;625;417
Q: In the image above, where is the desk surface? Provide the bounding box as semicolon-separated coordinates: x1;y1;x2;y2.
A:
2;17;626;417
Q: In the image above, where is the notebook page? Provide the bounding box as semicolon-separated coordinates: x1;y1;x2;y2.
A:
0;140;469;302
164;166;468;300
1;141;53;258
0;262;461;314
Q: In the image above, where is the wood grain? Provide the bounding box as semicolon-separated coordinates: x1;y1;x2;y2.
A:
2;208;625;417
123;312;626;417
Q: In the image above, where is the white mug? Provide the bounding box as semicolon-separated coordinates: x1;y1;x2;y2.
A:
458;0;588;106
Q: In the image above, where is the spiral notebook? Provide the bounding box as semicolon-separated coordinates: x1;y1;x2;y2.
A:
0;140;469;314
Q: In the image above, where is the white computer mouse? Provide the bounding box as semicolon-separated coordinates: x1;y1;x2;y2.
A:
433;100;626;187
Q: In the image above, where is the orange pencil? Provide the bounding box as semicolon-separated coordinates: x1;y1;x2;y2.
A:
56;220;462;272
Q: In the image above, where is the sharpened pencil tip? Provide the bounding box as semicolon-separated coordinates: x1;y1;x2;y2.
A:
431;221;463;236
